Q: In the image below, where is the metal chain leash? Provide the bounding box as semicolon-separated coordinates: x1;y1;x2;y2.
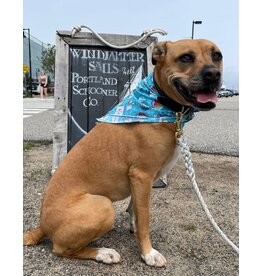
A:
175;112;239;254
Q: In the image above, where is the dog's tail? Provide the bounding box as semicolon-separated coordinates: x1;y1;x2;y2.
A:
23;226;45;246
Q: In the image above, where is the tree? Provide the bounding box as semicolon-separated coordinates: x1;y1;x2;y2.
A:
24;71;30;84
38;44;56;77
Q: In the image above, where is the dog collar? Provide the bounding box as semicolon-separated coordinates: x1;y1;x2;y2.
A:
97;72;195;128
153;74;189;113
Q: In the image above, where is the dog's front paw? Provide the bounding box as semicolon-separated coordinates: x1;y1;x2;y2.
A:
141;248;167;267
96;248;121;264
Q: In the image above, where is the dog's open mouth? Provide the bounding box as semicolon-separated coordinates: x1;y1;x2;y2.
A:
173;79;218;110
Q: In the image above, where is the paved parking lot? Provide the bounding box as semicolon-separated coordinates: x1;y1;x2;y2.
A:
23;97;55;141
184;97;239;156
23;98;54;119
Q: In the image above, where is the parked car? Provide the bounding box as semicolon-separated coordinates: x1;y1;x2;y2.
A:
225;88;238;97
26;82;39;95
218;90;229;97
232;89;239;96
226;90;234;97
47;82;55;94
217;89;234;97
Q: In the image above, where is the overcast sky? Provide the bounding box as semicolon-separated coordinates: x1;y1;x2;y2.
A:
23;0;238;88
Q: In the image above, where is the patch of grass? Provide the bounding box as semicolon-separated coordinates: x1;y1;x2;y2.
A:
23;142;36;152
182;223;197;232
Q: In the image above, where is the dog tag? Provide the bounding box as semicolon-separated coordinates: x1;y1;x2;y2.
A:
175;112;183;139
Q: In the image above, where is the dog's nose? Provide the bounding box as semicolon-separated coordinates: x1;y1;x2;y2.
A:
202;66;221;82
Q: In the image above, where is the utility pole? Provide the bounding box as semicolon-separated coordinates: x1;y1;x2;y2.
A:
23;28;32;97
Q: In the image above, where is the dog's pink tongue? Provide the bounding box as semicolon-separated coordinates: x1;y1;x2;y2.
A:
196;91;218;103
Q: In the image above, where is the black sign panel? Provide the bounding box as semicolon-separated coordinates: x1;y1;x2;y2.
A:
68;46;147;151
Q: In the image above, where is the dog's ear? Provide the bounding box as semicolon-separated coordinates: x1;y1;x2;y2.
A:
152;42;167;65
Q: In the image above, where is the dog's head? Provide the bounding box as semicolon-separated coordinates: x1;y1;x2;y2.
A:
152;39;223;111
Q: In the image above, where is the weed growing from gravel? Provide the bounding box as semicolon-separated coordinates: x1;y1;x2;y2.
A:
23;142;36;152
183;223;197;232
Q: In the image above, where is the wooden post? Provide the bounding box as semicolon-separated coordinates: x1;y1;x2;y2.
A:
52;34;69;171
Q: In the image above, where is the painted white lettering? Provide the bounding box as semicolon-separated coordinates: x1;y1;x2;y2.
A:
72;72;80;83
89;61;96;71
83;97;99;107
73;85;118;97
72;84;80;94
72;49;144;62
71;49;80;58
88;61;119;74
71;72;118;85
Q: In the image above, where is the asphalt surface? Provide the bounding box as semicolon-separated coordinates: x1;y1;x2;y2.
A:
23;96;239;155
184;96;239;156
23;97;55;141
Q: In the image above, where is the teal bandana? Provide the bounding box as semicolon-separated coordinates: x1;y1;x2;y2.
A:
97;72;195;128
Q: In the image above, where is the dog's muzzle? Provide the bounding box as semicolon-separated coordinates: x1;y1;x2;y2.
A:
172;65;222;111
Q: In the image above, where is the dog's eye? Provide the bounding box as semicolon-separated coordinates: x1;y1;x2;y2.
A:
212;52;223;61
178;54;195;63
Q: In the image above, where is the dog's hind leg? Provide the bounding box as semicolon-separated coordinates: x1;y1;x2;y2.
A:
53;246;121;264
43;193;120;264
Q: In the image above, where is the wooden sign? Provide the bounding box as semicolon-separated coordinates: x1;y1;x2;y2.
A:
53;31;158;169
68;46;147;150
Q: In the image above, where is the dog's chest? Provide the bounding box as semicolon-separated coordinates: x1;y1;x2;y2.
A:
159;146;180;178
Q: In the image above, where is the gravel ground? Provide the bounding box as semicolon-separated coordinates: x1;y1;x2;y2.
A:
23;143;239;276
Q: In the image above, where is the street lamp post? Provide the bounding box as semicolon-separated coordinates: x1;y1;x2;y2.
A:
23;28;32;97
191;20;202;39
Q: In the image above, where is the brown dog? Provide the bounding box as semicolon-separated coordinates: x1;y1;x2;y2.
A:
24;39;223;267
